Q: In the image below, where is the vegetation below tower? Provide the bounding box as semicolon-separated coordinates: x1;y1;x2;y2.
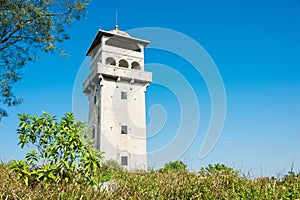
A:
1;112;299;199
1;162;300;199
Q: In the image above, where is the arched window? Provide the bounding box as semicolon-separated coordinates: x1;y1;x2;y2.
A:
106;57;116;66
131;61;141;70
119;59;129;68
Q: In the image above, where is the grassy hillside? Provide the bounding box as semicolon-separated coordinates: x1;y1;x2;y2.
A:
1;162;300;199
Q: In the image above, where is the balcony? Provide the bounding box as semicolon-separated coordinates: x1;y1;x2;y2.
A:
83;63;152;94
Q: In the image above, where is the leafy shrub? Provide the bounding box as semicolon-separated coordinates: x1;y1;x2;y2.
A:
104;159;123;171
199;163;237;176
9;112;103;186
158;160;187;173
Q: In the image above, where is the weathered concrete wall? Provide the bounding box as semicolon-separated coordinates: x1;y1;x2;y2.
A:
85;29;151;171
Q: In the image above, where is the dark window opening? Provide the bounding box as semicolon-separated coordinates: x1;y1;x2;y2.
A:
121;156;128;166
121;125;127;134
106;57;116;66
131;61;141;70
121;91;127;100
94;95;97;104
119;59;129;68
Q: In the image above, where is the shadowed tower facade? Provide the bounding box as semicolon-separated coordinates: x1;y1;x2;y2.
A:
83;25;152;170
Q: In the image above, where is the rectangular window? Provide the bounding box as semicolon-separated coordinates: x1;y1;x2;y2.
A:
94;95;97;104
121;156;128;166
121;91;127;100
92;128;95;138
121;125;127;134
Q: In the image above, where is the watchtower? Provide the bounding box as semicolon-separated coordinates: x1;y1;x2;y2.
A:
83;25;152;170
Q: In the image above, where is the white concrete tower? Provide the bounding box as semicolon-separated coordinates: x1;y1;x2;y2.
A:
83;25;152;170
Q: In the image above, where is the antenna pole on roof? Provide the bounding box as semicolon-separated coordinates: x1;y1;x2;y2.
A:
116;10;118;27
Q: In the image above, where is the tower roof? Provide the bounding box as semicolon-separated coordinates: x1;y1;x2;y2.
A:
109;25;130;37
86;26;150;56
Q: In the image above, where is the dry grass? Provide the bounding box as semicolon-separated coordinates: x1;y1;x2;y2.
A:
1;162;300;199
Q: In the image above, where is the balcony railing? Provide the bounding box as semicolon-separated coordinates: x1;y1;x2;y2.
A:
83;63;152;93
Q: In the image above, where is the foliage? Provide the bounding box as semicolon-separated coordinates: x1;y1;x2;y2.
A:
1;162;108;199
199;163;237;175
2;162;300;199
0;0;88;120
103;159;123;171
158;160;187;173
0;108;8;119
9;112;103;186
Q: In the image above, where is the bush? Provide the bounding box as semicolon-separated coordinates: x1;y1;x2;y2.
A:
9;112;103;186
199;163;237;176
158;160;187;173
103;159;123;171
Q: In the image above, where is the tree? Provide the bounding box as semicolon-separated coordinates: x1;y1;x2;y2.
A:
10;112;103;186
0;0;88;121
199;163;237;176
159;160;187;173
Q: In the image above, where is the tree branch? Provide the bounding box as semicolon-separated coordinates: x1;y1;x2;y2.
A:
0;26;21;45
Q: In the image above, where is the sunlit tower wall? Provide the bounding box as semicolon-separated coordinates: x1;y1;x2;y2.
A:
83;25;152;170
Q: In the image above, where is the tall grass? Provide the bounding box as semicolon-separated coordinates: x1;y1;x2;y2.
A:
1;162;300;199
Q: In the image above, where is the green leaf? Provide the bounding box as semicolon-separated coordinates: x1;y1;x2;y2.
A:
24;176;29;186
14;111;103;185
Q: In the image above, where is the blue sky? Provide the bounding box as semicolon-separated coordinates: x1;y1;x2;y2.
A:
1;0;300;177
